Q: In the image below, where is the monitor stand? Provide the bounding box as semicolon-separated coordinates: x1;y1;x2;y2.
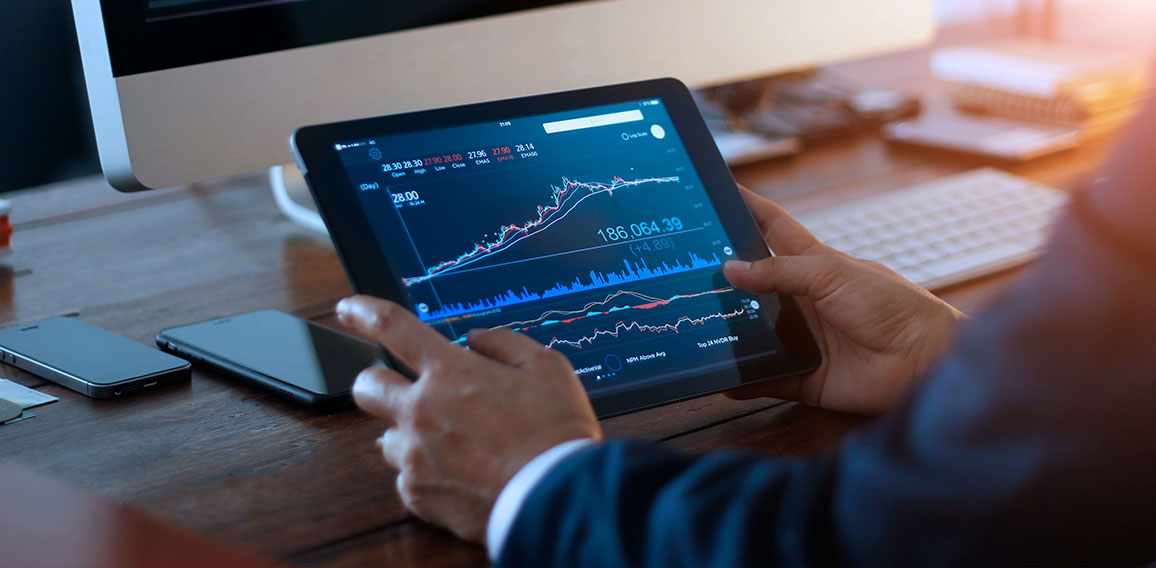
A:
269;164;329;235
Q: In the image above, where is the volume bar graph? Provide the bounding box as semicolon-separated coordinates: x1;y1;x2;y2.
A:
420;252;722;321
545;306;747;349
403;175;680;286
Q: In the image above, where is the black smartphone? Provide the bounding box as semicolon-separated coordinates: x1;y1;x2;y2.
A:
0;317;191;398
156;309;388;412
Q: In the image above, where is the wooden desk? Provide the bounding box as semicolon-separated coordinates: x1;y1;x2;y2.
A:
0;463;280;568
0;44;1120;568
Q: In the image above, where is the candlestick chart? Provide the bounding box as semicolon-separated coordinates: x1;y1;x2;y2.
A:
402;175;680;287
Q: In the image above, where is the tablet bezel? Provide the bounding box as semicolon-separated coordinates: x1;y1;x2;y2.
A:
292;78;820;417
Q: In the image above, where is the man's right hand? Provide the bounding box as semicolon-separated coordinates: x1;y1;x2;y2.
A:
723;187;966;415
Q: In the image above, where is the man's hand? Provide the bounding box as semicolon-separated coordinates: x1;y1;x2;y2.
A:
723;187;966;415
336;297;601;544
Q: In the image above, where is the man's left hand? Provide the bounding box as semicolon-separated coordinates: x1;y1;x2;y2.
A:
336;295;602;543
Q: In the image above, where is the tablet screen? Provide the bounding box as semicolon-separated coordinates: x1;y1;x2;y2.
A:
330;98;785;395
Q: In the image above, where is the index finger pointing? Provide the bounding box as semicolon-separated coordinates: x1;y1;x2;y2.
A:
739;186;826;256
337;295;460;370
467;327;552;370
352;366;412;424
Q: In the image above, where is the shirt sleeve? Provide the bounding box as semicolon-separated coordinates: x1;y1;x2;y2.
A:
486;438;598;559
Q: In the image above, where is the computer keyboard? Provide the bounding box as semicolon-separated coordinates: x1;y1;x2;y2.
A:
793;168;1069;290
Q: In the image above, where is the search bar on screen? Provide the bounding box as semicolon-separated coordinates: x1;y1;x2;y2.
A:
542;110;644;134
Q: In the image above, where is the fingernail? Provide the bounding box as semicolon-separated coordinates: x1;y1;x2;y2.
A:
336;298;352;315
724;260;752;272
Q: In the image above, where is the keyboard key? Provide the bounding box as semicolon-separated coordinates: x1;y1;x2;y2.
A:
796;168;1067;290
920;243;1035;280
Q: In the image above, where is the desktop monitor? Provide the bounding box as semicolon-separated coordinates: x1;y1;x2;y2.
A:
73;0;935;194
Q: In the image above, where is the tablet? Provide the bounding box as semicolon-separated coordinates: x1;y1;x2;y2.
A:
292;78;820;417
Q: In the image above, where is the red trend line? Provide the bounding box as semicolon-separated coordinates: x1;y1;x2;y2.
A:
447;286;735;345
545;306;746;349
506;287;733;331
402;175;680;286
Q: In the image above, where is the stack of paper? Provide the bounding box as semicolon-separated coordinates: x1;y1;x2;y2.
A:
0;379;57;424
931;41;1149;136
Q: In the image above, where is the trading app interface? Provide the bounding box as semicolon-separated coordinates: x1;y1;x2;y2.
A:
335;99;784;395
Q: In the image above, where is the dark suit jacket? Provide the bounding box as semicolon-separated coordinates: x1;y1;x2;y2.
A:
497;106;1156;567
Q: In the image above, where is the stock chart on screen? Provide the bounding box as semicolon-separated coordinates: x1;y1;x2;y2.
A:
334;99;780;393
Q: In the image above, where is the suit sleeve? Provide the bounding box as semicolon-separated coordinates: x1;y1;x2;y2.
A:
496;106;1156;568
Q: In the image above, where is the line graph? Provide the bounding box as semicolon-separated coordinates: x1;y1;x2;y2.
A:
338;100;784;387
545;306;747;349
403;175;680;286
419;252;721;321
507;286;735;331
449;286;736;342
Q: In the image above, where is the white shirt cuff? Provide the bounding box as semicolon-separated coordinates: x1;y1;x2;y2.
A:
486;438;597;560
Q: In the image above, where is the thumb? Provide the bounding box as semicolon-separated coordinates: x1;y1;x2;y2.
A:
723;256;849;300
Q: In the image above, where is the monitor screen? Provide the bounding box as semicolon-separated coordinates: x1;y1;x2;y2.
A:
100;0;581;76
329;98;785;396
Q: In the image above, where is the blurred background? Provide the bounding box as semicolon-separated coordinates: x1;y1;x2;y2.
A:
1;0;1153;192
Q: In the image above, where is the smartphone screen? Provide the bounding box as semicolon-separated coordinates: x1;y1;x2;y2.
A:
158;310;385;397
